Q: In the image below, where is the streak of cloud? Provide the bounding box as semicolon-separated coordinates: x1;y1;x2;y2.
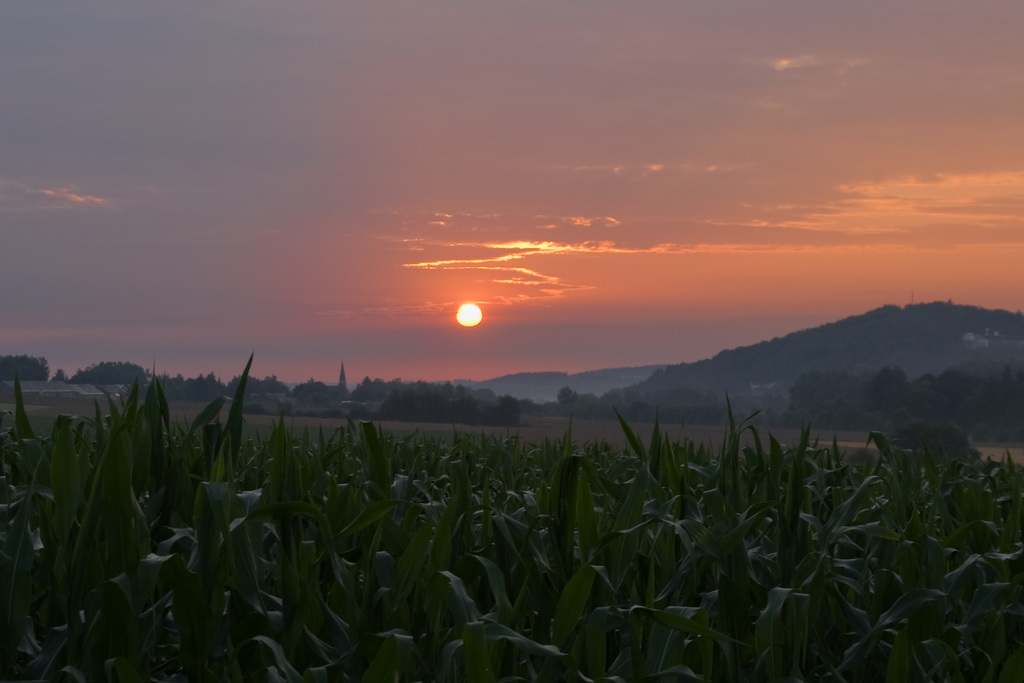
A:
38;187;113;207
772;55;819;71
807;172;1024;232
0;178;114;210
400;232;994;307
709;172;1024;235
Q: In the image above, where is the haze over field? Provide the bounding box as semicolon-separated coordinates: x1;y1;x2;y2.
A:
3;2;1024;382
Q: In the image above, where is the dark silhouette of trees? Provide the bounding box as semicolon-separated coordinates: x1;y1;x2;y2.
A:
0;355;49;381
226;374;289;399
892;421;978;460
70;361;147;385
351;377;404;403
556;386;579;405
863;366;910;415
292;379;335;407
376;381;519;426
158;372;227;402
485;395;521;427
786;364;1024;440
630;302;1024;398
789;371;862;413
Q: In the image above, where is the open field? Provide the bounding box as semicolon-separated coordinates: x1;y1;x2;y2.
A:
6;393;1021;460
0;393;893;447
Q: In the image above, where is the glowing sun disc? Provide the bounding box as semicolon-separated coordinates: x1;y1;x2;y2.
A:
456;303;483;327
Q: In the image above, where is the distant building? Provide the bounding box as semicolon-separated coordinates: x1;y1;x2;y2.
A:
0;381;118;399
748;382;778;395
963;332;990;349
98;384;127;399
337;362;350;399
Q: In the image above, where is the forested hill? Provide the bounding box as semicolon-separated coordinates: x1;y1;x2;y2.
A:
628;302;1024;398
470;365;667;403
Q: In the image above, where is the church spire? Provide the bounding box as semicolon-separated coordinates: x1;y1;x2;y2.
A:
337;362;350;399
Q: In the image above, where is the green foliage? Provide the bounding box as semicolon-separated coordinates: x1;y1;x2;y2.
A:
787;364;1024;437
4;370;1024;680
556;386;579;405
350;376;405;403
156;371;226;403
70;361;148;385
892;421;979;460
0;354;49;381
156;372;289;405
290;379;336;407
377;381;520;426
864;365;910;414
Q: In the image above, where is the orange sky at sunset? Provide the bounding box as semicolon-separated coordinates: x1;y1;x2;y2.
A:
3;2;1024;383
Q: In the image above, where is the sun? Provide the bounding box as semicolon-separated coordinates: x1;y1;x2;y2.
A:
456;303;483;327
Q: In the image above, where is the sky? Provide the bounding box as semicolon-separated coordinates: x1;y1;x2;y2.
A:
3;2;1024;384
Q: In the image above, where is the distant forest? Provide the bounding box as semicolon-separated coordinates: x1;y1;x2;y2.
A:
0;356;521;427
499;363;1024;442
784;365;1024;441
4;342;1024;441
629;301;1024;396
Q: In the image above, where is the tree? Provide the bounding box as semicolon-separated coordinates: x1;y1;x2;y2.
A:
351;377;404;403
483;395;521;427
51;369;68;383
557;386;579;405
863;366;909;415
789;371;863;413
156;372;227;402
71;361;148;385
292;379;335;407
892;421;978;460
226;374;288;398
373;381;520;426
183;373;226;402
0;355;49;381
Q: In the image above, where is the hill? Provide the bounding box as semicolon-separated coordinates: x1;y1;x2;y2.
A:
627;302;1024;399
466;364;667;403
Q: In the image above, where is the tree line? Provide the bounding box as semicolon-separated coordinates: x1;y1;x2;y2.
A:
0;355;521;426
782;365;1024;441
0;355;50;381
0;356;150;386
500;364;1023;456
6;354;1022;439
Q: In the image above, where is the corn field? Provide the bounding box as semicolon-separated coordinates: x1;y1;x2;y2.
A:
3;362;1024;681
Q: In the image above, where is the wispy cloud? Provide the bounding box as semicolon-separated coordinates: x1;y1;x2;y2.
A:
768;55;865;72
401;239;643;305
393;170;1024;310
0;178;113;210
37;186;113;207
553;161;740;176
401;236;947;306
815;172;1024;231
538;215;622;229
715;171;1024;235
564;215;620;227
386;209;623;237
404;239;637;269
408;237;962;266
772;55;819;71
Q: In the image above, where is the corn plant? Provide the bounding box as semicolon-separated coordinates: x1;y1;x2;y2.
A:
3;363;1024;680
